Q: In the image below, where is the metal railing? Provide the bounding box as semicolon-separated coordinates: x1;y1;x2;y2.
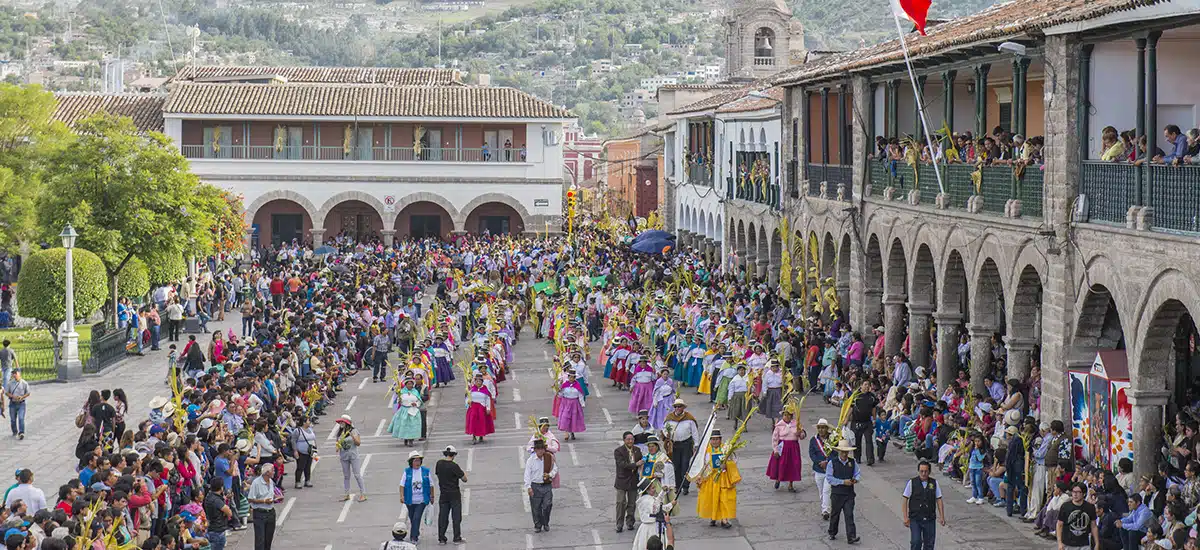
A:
804;164;852;200
866;158;1044;216
1150;164;1200;233
728;176;780;208
84;324;128;374
16;344;60;382
1080;162;1138;225
687;162;713;186
181;144;527;163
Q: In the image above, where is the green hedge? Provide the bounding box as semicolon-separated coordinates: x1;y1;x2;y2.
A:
120;257;150;299
146;251;187;286
16;247;109;330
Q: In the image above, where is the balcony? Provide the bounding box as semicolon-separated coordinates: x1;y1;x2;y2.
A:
181;144;527;163
866;159;1044;219
1080;161;1200;234
726;176;781;209
687;162;713;187
805;164;853;201
753;56;776;66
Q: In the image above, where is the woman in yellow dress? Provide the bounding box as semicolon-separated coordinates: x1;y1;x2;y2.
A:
695;429;741;528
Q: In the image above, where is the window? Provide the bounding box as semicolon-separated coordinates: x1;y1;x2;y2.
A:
998;103;1013;133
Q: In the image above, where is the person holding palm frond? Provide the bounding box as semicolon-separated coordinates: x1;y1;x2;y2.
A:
727;365;750;426
758;360;786;424
696;429;742;529
768;405;807;492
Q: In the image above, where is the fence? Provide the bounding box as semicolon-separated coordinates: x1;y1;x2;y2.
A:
867;159;1044;217
13;323;127;382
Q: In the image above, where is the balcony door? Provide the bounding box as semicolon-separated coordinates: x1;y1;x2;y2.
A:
498;129;514;161
484;130;498;162
356;128;374;160
420;128;443;160
203;126;232;159
275;127;303;160
410;215;442;239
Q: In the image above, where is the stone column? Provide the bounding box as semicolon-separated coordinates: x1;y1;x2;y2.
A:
907;303;934;372
882;296;907;356
1004;336;1038;382
836;282;850;319
380;229;396;247
756;258;769;281
1129;390;1170;479
310;228;325;248
243;230;254;259
862;288;884;343
934;312;963;391
967;323;996;395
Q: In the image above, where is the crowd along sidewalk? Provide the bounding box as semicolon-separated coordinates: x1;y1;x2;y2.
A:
0;314;242;502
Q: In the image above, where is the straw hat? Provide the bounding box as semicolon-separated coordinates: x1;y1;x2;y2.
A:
234;439;252;453
407;450;423;461
161;402;177;418
672;399;686;408
816;418;831;428
833;440;857;452
148;396;169;409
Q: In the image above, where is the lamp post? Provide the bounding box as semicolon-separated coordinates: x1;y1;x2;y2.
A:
57;223;83;380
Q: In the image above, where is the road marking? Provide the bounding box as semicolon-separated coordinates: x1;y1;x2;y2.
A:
345;396;358;411
513;388;522;402
276;497;296;526
522;488;531;513
602;408;613;425
324;545;332;550
374;418;387;437
465;448;474;471
568;443;580;466
546;367;554;379
336;495;355;523
542;349;550;360
358;377;368;390
510;369;518;382
463;488;471;516
591;528;603;549
517;446;527;467
359;453;372;478
525;534;534;550
514;411;521;430
326;425;338;442
579;482;592;509
589;370;603;397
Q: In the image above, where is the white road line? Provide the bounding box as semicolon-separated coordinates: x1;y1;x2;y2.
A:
517;446;527;467
514;411;521;430
589;370;603;397
591;528;603;549
326;426;338;442
510;370;518;382
579;482;592;509
345;396;358;411
374;418;387;437
542;349;550;360
359;453;372;478
568;443;580;466
358;377;368;390
546;367;554;378
522;488;531;513
602;408;613;425
525;534;534;550
513;388;522;402
324;545;333;550
463;488;471;516
336;496;354;523
276;497;296;526
465;448;474;471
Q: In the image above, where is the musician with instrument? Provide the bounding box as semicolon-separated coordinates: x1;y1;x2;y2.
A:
695;429;741;529
523;439;558;533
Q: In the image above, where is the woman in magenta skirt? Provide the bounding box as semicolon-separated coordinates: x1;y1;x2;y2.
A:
556;370;587;440
465;373;496;444
767;408;807;491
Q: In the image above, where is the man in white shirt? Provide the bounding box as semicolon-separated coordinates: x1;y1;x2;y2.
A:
4;469;45;513
663;400;699;496
523;439;558;533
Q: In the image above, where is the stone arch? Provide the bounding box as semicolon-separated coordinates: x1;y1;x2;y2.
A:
972;257;1005;331
391;192;461;233
316;191;388;230
941;250;969;317
753;26;777;59
736;219;747;267
885;237;907;300
820;232;837;281
769;228;783;281
1007;264;1044;380
746;222;759;271
937;249;970;388
757;225;769;268
247;194;316;247
1133;270;1200;391
910;243;937;308
866;234;884;294
837;233;851;313
458;193;531;233
396;200;455;239
244;189;318;225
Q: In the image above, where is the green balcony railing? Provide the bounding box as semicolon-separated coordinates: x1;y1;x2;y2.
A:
1080;162;1138;225
864;158;1044;216
1019;166;1044;219
180;144;527;163
945;164;975;210
868;160;888;197
1149;164;1200;233
979;165;1011;215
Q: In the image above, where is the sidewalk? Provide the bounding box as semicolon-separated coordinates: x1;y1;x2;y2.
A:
0;314;242;499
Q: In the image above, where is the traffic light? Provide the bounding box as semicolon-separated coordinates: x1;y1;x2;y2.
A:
566;189;577;211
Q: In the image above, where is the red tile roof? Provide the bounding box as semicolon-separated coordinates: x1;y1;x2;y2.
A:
170;65;463;86
52;93;167;132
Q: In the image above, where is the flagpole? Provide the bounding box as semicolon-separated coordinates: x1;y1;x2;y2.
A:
892;13;946;196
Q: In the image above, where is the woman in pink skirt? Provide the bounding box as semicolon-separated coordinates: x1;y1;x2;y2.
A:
556;369;587;440
465;373;496;444
767;408;807;491
627;356;656;415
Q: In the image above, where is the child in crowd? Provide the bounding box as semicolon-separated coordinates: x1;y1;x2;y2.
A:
874;406;892;462
830;381;846;407
167;344;180;385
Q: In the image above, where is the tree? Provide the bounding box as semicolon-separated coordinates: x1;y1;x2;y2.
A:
36;114;205;326
0;83;69;249
145;251;187;287
189;185;247;259
16;247;108;338
120;257;150;300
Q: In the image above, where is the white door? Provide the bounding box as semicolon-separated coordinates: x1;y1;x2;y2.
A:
483;130;498;161
498;129;514;161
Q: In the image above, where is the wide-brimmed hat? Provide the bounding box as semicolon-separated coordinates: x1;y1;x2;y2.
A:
637;409;649;418
672;399;686;408
407;450;423;461
710;429;723;438
646;435;660;446
833;441;856;452
148;396;169;409
336;415;353;425
161;402;177;418
234;439;252;453
638;478;655;494
538;417;551;426
443;445;457;456
816;418;831;428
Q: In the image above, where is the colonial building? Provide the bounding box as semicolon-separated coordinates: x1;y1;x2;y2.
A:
562;121;603;188
602;128;662;218
675;0;1200;478
723;0;806;81
161;65;571;246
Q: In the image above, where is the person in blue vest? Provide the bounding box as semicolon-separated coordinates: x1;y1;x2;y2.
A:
826;440;861;544
400;450;435;544
902;460;946;550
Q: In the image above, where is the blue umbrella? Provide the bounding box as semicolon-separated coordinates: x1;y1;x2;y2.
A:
313;245;337;256
631;237;676;255
632;229;674;244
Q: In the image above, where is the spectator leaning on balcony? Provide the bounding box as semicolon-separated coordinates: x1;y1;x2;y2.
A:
1162;125;1189;165
1133;135;1165;166
1182;128;1200;164
1100;126;1125;162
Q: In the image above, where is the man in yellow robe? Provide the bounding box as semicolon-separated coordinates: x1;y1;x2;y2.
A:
695;429;741;528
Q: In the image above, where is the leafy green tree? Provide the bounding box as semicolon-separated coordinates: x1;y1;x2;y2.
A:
36;114;205;325
0;83;68;249
145;251;187;287
120;257;150;300
16;247;108;338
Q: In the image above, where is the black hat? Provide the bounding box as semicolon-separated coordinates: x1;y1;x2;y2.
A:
637;409;649;417
646;435;660;446
710;429;722;438
532;439;547;449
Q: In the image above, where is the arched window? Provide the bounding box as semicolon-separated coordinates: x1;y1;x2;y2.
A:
740;128;746;145
754;28;776;65
760;128;767;148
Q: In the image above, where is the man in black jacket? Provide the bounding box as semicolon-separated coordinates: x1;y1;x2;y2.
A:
614;432;644;533
850;381;878;465
1004;425;1027;517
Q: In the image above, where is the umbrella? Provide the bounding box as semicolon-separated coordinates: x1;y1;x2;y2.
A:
631;237;676;255
313;245;337;256
632;229;674;244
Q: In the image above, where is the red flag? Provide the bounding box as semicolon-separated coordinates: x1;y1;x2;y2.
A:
892;0;931;35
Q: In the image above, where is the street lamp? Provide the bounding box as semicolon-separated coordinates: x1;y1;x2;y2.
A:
57;223;82;380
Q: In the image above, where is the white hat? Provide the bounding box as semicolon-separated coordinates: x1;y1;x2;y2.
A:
148;396;169;409
161;402;177;418
199;418;215;430
833;440;856;452
914;367;927;378
234;439;252;453
1005;426;1018;436
443;445;458;456
407;450;423;461
816;418;830;428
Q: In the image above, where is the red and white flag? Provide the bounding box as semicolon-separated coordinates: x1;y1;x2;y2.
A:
892;0;932;35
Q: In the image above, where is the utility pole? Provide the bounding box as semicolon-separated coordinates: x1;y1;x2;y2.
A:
437;19;443;68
